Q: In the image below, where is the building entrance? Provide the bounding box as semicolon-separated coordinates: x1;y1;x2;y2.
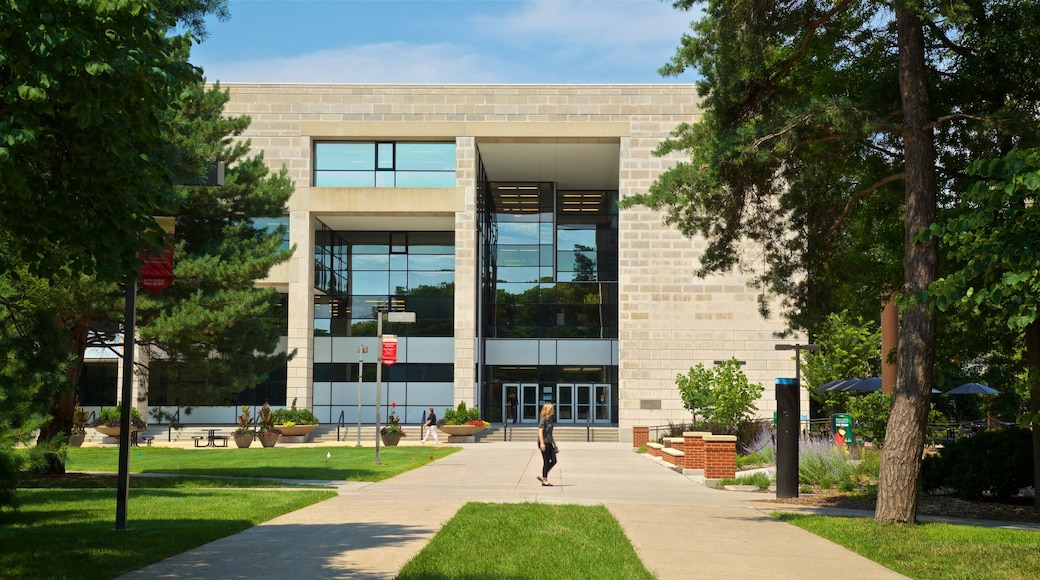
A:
505;383;611;424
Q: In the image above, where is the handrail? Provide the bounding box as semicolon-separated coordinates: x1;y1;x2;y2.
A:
337;410;346;442
168;409;181;442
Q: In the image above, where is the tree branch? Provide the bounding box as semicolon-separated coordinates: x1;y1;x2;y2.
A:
923;113;986;131
826;173;906;236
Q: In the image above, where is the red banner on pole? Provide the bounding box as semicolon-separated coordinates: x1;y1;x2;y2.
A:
140;217;175;292
140;243;174;291
381;335;397;365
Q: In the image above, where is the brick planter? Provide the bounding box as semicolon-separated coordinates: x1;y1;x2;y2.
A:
682;431;711;471
633;426;649;448
703;434;737;480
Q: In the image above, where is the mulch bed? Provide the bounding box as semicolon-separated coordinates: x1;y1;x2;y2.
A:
762;491;1040;523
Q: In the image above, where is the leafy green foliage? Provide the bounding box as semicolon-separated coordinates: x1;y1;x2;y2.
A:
0;0;201;282
802;311;881;414
846;392;892;446
442;401;482;425
271;398;319;426
675;358;763;435
920;428;1034;501
90;407;145;429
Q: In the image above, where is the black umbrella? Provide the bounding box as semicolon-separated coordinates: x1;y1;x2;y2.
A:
851;377;882;392
815;378;863;392
947;382;999;395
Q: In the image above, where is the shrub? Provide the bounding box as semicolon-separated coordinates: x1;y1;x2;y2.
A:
272;398;319;425
920;428;1033;501
91;406;146;429
442;401;481;425
798;436;855;487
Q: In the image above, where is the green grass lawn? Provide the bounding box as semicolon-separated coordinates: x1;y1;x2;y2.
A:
0;483;335;579
66;444;459;482
397;503;654;580
777;513;1040;580
0;445;460;580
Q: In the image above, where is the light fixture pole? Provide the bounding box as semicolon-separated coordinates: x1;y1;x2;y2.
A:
356;345;368;447
373;305;415;465
774;342;821;498
774;342;821;386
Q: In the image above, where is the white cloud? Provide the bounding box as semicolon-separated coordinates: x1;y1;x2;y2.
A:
201;42;511;84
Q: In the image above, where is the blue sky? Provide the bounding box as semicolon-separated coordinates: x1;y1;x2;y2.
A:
189;0;700;84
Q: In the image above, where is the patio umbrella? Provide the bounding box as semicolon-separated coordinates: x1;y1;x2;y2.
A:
947;382;999;395
850;377;882;392
815;378;863;392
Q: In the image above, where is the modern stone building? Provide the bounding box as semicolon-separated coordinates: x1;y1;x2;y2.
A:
86;84;809;442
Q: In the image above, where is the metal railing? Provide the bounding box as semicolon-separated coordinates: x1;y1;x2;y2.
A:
336;410;346;442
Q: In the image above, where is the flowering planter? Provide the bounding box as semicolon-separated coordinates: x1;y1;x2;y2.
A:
93;426;143;438
259;432;280;447
380;432;402;447
439;424;485;437
68;433;86;447
275;424;318;437
233;432;255;448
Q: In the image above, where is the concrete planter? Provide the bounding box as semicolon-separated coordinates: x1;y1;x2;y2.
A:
275;424;317;437
439;424;485;437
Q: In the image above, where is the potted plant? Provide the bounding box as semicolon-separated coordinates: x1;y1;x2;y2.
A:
380;402;406;446
232;405;256;448
439;401;489;436
272;397;320;436
69;406;90;447
91;407;147;438
257;402;280;447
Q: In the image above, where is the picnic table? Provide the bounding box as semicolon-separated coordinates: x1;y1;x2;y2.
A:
193;429;229;448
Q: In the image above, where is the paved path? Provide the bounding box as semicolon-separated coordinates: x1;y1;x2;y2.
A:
119;441;907;579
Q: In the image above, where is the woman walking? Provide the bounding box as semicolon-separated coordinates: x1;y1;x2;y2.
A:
536;403;557;486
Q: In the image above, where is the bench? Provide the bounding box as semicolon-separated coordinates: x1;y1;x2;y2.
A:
141;436;154;447
646;442;664;458
662;436;685;449
661;447;685;466
192;435;206;447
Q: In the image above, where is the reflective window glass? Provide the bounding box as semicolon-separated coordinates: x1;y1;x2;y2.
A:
351;271;390;295
315;143;374;170
407;254;454;271
377;143;395;169
396;143;456;170
496;246;540;267
409;271;454;288
375;170;395;187
497;222;539;245
496;267;540;283
395;171;456;188
314;171;375;187
352;254;390;270
557;227;597;249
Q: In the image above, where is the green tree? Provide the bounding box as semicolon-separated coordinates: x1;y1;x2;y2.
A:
802;311;881;415
927;148;1040;509
676;358;763;434
136;81;295;408
0;0;201;282
629;0;1040;523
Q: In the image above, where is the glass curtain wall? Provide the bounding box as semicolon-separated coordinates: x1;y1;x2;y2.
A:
312;230;455;423
479;181;619;424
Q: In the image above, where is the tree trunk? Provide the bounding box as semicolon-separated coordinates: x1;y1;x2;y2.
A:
1025;321;1040;511
37;318;91;474
875;4;938;524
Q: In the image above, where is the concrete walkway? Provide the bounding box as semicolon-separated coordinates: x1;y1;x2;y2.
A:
119;441;907;579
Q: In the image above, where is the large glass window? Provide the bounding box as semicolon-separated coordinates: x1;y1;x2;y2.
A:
314;142;456;188
481;184;618;338
313;231;455;337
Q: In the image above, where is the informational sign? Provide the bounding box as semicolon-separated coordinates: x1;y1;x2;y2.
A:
140;217;176;292
381;334;397;365
830;413;854;448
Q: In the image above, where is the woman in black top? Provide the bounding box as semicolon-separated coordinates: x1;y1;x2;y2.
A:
537;403;557;486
